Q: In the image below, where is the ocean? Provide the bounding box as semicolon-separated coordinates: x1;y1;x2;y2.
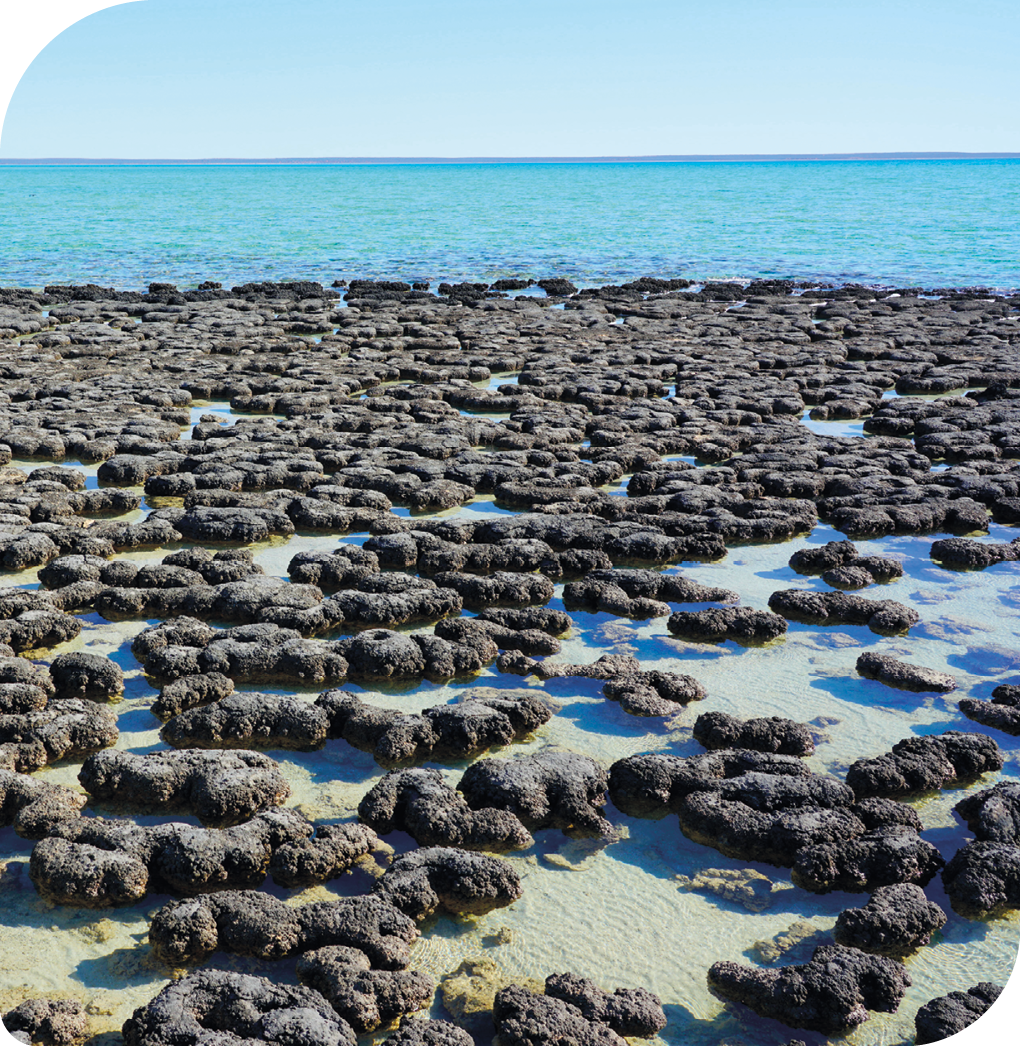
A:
0;158;1017;290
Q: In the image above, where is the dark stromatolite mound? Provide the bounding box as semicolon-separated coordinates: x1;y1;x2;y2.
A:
543;972;667;1038
315;688;552;767
667;606;788;644
0;699;119;772
789;540;860;574
328;573;462;629
914;982;1003;1044
295;945;435;1033
789;541;904;586
373;846;523;919
288;545;381;590
930;536;1020;569
954;781;1020;842
2;999;88;1046
382;1020;473;1045
855;652;956;693
602;670;706;717
693;711;814;756
768;589;918;634
358;768;532;852
29;807;313;906
457;751;612;836
0;681;49;714
161;692;330;751
335;627;495;682
151;671;235;719
707;944;911;1035
0;606;82;653
0;769;86;838
832;883;947;955
563;568;737;618
131;616;216;661
959;683;1020;735
0;654;55;697
48;652;124;701
941;840;1020;916
149;890;418;967
845;732;1003;798
430;570;554;609
121;970;356;1046
791;826;945;893
268;822;380;888
78;748;290;827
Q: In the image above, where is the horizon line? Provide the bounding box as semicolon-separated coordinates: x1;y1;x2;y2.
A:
1;151;1019;166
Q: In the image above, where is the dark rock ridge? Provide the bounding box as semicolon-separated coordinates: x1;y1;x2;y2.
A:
914;982;1003;1045
855;652;957;693
457;751;612;836
0;698;118;773
543;972;667;1038
692;711;814;756
77;748;291;827
667;606;788;644
0;768;86;838
845;732;1003;798
930;536;1020;569
269;822;379;889
48;652;124;701
768;589;919;634
941;840;1020;916
358;767;533;852
121;970;357;1046
373;846;523;919
28;807;314;906
2;998;88;1046
295;945;435;1033
832;883;947;955
959;682;1020;735
954;780;1020;842
602;670;706;717
383;1021;473;1046
315;688;552;767
707;944;911;1034
148;889;419;967
563;567;738;618
788;540;903;586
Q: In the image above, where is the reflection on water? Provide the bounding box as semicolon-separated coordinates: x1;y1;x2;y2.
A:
0;401;1018;1046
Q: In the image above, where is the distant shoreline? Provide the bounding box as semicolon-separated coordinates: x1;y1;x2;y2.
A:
1;152;1019;166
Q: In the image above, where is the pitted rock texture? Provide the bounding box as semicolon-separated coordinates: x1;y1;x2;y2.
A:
693;711;814;756
373;846;523;919
832;883;947;955
295;945;435;1033
2;999;88;1046
457;751;613;836
492;984;627;1046
768;589;919;634
78;748;290;827
563;567;737;618
543;972;667;1038
667;606;788;645
0;768;86;838
855;652;956;693
601;670;706;717
121;970;357;1046
48;652;124;701
268;822;380;888
148;889;418;967
358;767;532;852
954;781;1020;842
382;1020;473;1046
707;944;911;1034
941;840;1020;916
930;536;1020;570
0;698;118;772
914;982;1003;1045
845;732;1003;798
959;683;1020;735
161;692;330;751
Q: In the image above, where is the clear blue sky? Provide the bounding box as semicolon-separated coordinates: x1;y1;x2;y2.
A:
2;0;1019;158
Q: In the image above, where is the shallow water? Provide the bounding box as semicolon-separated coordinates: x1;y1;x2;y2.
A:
1;398;1018;1046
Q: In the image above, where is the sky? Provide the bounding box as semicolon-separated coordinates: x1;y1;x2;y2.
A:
1;0;1019;158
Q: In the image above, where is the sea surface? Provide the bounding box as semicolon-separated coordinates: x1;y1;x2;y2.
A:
0;159;1018;291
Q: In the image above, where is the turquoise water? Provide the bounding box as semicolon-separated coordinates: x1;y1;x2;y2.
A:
0;159;1018;290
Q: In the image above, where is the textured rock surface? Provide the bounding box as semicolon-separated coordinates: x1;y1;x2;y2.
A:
832;883;947;955
2;999;88;1046
914;982;1003;1044
693;711;814;756
855;652;956;693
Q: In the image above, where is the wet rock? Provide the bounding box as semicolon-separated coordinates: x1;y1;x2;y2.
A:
151;671;235;719
492;984;627;1046
149;889;418;967
855;652;956;693
2;999;88;1046
832;883;946;956
329;574;462;629
0;681;49;714
693;711;814;756
930;536;1020;569
602;670;706;717
78;748;290;827
563;569;737;618
457;751;612;836
667;607;788;644
768;589;918;634
161;692;330;751
0;608;82;654
268;822;380;888
131;616;216;661
954;780;1020;843
942;839;1020;916
48;652;124;701
373;846;523;919
295;945;434;1033
792;826;945;893
383;1019;473;1045
914;982;1003;1044
0;768;86;838
288;546;380;589
521;653;640;681
121;970;356;1046
707;944;911;1035
959;683;1020;734
431;571;554;609
674;866;788;912
29;807;313;905
749;920;827;964
543;972;666;1038
175;505;295;543
358;768;532;852
0;699;118;772
845;732;1003;798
